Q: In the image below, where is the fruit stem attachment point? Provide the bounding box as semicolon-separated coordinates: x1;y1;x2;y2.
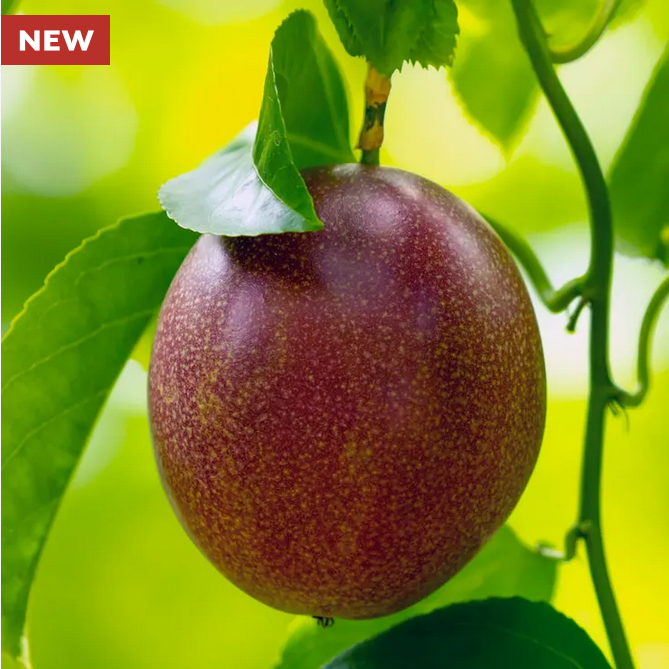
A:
358;63;391;166
360;148;380;166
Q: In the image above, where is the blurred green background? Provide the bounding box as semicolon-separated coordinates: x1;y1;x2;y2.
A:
2;0;669;667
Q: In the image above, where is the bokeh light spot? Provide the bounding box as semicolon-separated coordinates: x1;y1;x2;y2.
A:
155;0;282;26
2;65;138;196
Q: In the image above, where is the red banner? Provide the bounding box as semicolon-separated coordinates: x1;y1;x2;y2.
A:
1;15;110;65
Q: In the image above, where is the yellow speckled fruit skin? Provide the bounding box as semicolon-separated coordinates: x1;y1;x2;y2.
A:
148;165;546;619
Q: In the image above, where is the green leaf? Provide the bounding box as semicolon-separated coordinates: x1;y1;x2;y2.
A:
263;10;354;170
408;1;460;70
275;526;556;669
323;0;459;76
159;10;353;237
1;213;197;665
325;598;611;669
608;46;669;266
159;123;318;237
449;0;537;151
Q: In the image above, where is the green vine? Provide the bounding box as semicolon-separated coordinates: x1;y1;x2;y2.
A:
509;0;634;667
548;0;622;64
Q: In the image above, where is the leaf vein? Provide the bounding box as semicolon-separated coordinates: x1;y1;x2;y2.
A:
2;309;155;394
286;133;352;162
2;387;110;471
72;246;195;287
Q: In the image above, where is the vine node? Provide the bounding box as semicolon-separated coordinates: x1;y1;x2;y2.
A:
566;296;589;333
537;522;584;563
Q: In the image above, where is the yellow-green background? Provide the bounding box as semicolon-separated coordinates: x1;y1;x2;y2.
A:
2;0;668;667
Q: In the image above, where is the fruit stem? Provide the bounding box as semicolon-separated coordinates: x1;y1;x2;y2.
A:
548;0;622;64
358;63;391;166
360;148;380;166
511;2;635;668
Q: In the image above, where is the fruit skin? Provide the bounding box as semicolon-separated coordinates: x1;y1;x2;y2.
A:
149;164;546;619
